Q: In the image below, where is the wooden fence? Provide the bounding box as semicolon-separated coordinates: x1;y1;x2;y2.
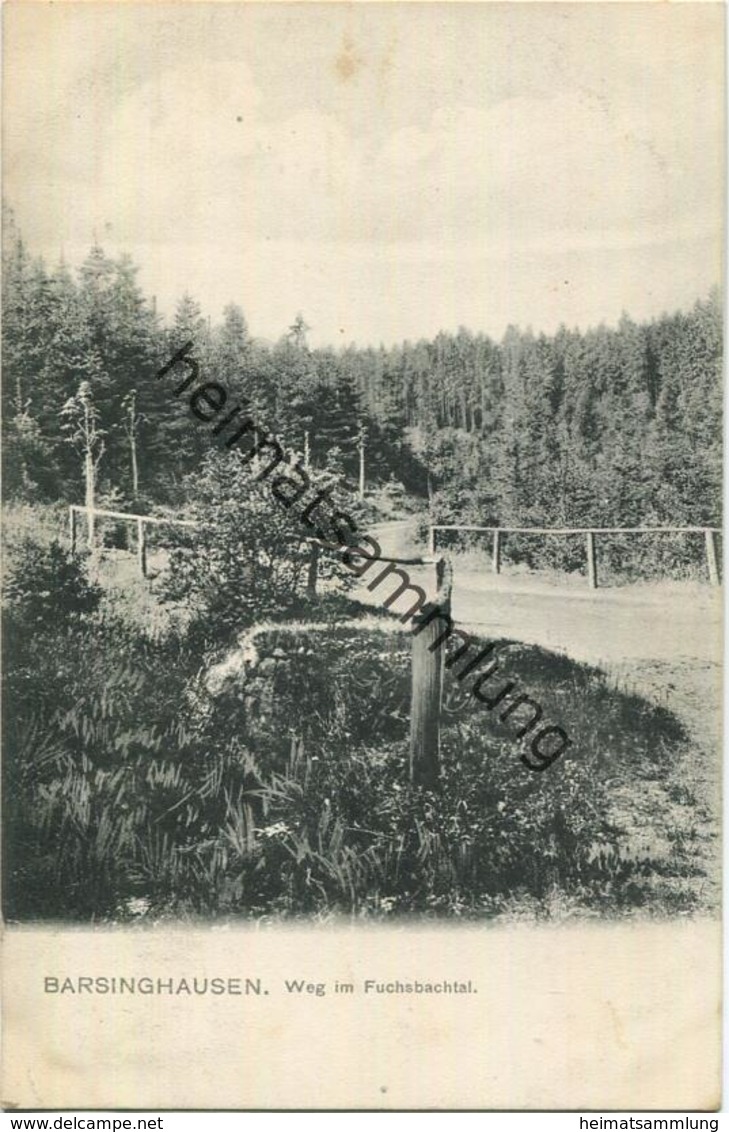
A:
68;505;362;587
69;505;198;577
429;524;722;588
69;502;450;783
76;505;721;782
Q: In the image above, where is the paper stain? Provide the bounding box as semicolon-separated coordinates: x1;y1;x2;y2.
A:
334;35;363;83
606;999;628;1051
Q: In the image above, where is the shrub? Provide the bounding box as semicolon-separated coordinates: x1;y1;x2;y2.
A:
4;538;101;625
162;450;361;643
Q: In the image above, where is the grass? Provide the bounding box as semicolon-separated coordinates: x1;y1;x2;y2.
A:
1;505;717;923
3;566;715;922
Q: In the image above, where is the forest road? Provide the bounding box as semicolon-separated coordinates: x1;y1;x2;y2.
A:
364;519;722;669
362;519;723;792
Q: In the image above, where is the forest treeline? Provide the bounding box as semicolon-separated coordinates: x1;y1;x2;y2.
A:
2;206;722;550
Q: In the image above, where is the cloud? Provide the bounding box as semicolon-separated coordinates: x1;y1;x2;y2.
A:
91;59;263;245
13;45;720;257
198;86;717;248
227;88;720;251
3;3;722;344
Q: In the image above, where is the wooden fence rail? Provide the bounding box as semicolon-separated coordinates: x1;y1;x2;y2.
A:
429;524;722;588
68;506;441;583
69;505;199;576
301;540;440;599
69;502;451;783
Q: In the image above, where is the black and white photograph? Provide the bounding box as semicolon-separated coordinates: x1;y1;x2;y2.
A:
1;0;724;1111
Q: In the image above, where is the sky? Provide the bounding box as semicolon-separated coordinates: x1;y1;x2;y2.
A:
3;2;725;347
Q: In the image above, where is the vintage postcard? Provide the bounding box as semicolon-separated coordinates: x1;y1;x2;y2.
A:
1;0;724;1112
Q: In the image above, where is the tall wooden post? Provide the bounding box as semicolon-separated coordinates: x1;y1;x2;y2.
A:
428;526;437;556
69;507;77;555
586;531;598;589
492;529;502;575
357;429;366;501
137;518;147;578
705;529;720;586
410;556;453;789
307;540;319;597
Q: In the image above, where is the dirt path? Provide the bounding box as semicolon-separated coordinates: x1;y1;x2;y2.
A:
367;518;722;667
361;519;722;769
365;517;723;748
365;518;723;910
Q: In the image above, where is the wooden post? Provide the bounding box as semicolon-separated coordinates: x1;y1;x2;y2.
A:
307;540;319;597
705;529;720;586
428;526;436;556
409;556;453;789
586;531;598;589
492;529;502;575
69;507;77;555
357;428;366;501
86;504;96;557
137;518;147;578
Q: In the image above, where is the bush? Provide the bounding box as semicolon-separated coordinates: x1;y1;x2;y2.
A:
163;450;361;643
4;538;101;625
